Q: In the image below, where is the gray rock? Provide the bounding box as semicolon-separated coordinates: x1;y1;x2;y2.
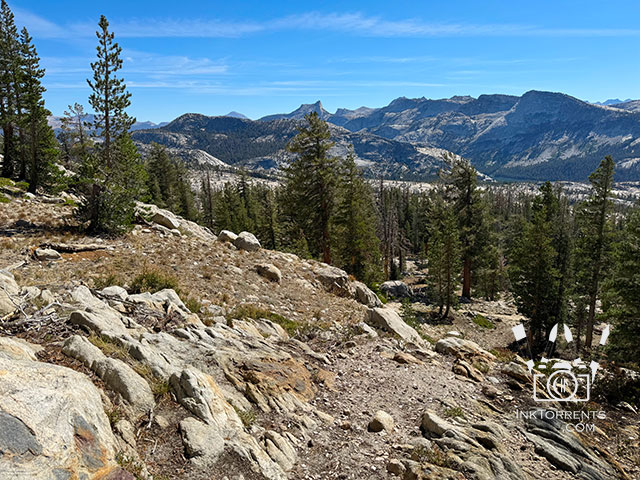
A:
0;355;120;478
152;210;181;230
421;410;456;437
100;285;129;301
380;280;410;298
0;270;19;315
170;368;287;479
368;410;394;433
315;265;352;297
0;411;43;457
234;231;261;251
387;459;405;475
180;416;225;460
34;247;61;261
435;337;496;361
356;321;378;338
218;230;238;243
0;337;40;361
353;281;382;307
501;362;530;383
367;307;424;346
62;335;105;368
93;357;155;412
264;430;296;471
69;310;127;336
256;263;282;282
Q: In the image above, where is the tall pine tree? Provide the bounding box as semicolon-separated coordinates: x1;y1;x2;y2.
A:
79;15;146;233
442;157;487;299
284;112;338;263
573;156;615;350
19;28;58;193
333;152;382;284
0;0;20;178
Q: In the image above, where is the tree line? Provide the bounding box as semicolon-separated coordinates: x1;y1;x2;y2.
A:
0;3;638;367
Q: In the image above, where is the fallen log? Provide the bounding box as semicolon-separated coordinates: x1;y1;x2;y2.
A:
39;242;107;253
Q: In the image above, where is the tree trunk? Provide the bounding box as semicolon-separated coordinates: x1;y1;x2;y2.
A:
585;290;597;349
462;257;472;299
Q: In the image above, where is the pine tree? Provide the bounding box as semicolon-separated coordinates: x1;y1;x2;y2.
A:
333;152;382;284
199;171;215;230
78;15;145;233
573;156;615;350
427;196;461;319
606;207;640;365
508;188;560;353
284;112;338;263
0;0;20;178
18;28;58;193
87;15;134;167
442;157;487;299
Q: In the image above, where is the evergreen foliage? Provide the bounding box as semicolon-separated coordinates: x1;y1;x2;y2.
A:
442;156;488;299
605;207;640;366
284;112;338;263
146;143;197;221
77;15;146;233
332;152;382;284
573;156;615;349
0;2;58;191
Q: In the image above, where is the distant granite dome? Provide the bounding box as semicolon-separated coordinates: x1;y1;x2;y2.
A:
225;111;249;119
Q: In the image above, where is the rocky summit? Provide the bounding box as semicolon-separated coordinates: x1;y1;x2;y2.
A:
0;192;638;480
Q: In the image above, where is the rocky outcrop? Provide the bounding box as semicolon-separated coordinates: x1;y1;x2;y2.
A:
0;270;19;315
234;231;261;251
366;307;425;346
380;280;411;299
0;345;130;479
523;411;620;479
420;409;526;480
257;263;282;282
218;230;238;243
315;265;352;297
34;247;61;261
353;281;382;307
63;335;155;414
135;202;216;241
435;336;496;362
170;368;286;479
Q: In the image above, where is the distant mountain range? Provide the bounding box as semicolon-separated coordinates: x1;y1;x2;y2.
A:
120;90;640;181
131;114;451;179
47;115;169;133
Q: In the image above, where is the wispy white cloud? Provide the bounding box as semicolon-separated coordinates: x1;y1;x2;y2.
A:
16;8;640;39
12;6;68;38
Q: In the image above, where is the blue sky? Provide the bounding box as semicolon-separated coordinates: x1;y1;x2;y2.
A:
11;0;640;122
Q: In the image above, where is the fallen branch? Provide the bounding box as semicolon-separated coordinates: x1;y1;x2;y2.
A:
39;242;108;253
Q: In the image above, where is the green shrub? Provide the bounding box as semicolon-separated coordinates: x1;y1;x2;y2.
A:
370;282;388;304
130;269;179;294
443;406;465;419
14;181;29;191
232;404;256;428
489;347;516;363
472;314;494;329
412;445;454;468
0;194;9;203
185;297;202;314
